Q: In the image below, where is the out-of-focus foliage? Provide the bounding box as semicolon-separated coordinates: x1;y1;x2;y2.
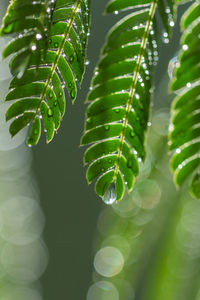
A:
169;1;200;199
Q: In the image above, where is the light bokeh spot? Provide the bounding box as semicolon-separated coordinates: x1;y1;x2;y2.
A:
87;281;119;300
94;246;124;277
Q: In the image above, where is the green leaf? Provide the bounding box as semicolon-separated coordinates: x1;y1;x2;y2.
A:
1;0;91;145
0;0;55;76
169;1;200;198
82;0;176;202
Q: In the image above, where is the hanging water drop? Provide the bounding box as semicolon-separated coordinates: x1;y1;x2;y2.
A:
102;183;116;205
114;10;119;15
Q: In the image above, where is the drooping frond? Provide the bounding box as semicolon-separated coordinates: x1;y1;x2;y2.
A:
81;0;176;202
169;1;200;198
0;0;55;77
1;0;90;145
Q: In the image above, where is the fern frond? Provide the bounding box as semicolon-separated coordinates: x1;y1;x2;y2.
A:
169;1;200;198
0;0;55;77
81;0;176;202
3;0;90;145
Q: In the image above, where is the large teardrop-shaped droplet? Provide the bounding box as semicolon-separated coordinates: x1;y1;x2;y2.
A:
102;183;116;205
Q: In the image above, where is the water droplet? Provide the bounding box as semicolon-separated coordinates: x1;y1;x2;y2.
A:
54;42;59;48
182;44;188;51
85;59;90;66
114;10;119;15
104;125;110;131
59;91;62;97
53;100;57;107
34;129;38;135
176;148;181;154
36;33;42;40
102;183;116;205
162;32;169;44
130;130;135;137
108;159;112;163
101;168;105;172
127;158;132;168
47;108;53;117
31;44;37;51
115;108;120;113
87;118;92;124
3;23;13;33
187;82;191;88
68;82;72;88
69;54;74;63
49;90;54;98
70;88;75;99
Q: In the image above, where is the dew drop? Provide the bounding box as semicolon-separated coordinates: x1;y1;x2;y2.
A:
59;91;62;97
53;100;57;107
130;130;135;137
36;33;42;40
70;88;75;99
31;44;37;51
127;158;132;168
176;148;181;154
54;42;59;48
115;108;120;113
182;44;188;51
102;183;116;205
3;23;13;33
114;10;119;15
49;90;54;98
47;108;53;117
104;125;110;131
187;82;191;88
87;118;92;124
69;54;74;63
85;59;90;66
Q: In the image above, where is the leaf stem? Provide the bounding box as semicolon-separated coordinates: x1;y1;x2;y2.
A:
114;0;157;182
36;0;82;114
